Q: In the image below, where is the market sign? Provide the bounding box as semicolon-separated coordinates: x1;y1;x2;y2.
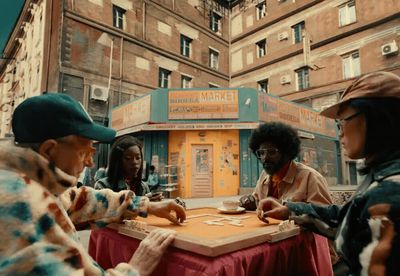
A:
258;94;336;138
111;95;151;132
168;90;239;119
116;122;259;136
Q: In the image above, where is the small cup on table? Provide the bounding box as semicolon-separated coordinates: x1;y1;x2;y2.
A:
222;200;240;210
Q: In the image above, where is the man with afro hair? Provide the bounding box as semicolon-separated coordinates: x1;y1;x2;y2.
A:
248;121;332;206
246;122;338;265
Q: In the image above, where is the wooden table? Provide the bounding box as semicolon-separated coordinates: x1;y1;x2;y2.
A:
119;207;299;256
89;208;333;275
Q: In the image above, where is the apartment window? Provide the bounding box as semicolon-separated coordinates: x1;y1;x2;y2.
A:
339;1;356;27
292;21;305;44
342;51;360;79
256;1;266;20
113;5;125;29
180;35;192;58
256;39;266;58
295;67;310;90
159;68;171;88
210;12;222;33
181;75;192;88
209;49;219;70
258;79;269;93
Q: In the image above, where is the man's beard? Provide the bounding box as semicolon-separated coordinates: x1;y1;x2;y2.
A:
262;159;287;175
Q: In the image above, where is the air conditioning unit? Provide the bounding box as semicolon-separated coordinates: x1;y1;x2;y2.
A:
90;85;109;101
381;41;399;56
280;75;291;84
278;32;289;41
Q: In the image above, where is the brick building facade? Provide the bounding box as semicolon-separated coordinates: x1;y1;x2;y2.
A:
1;0;399;185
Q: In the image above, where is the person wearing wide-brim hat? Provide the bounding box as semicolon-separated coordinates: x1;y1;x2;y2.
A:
256;71;400;275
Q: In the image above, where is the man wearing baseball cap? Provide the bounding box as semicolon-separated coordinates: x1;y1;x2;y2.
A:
0;93;185;275
256;71;400;275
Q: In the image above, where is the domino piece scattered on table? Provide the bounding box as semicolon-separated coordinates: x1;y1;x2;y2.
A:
278;220;295;231
235;216;250;220
204;220;224;226
229;221;244;227
187;214;213;219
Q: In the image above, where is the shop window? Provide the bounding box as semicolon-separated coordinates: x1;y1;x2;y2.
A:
348;161;358;185
300;136;340;186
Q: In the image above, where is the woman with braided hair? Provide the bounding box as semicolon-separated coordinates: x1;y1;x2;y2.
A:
95;135;163;200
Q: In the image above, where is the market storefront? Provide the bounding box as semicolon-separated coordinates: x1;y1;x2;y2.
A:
111;88;339;198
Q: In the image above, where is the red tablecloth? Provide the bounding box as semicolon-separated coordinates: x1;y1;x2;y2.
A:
89;227;333;276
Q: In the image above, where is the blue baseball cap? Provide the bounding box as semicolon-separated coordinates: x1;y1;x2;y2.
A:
12;93;116;143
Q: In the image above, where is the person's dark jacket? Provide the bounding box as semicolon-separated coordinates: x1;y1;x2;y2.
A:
286;153;400;275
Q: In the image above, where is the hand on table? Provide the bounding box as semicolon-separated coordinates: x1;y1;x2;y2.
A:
256;197;289;223
148;200;186;224
129;229;176;276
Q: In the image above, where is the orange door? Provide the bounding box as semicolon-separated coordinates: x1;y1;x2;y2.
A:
191;145;213;198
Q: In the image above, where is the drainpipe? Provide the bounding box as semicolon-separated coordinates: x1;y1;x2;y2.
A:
142;1;146;40
45;0;54;92
119;36;124;95
107;38;114;92
228;1;232;86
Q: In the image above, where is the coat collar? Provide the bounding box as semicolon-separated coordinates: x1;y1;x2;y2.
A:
372;155;400;182
262;160;296;186
281;160;297;184
0;143;77;195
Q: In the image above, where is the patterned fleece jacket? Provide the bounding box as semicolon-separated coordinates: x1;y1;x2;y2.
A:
0;144;149;275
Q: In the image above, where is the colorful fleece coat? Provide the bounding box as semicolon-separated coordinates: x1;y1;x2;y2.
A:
0;144;149;275
94;177;150;195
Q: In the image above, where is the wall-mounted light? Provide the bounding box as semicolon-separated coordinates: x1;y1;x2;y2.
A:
245;98;251;106
198;131;206;137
